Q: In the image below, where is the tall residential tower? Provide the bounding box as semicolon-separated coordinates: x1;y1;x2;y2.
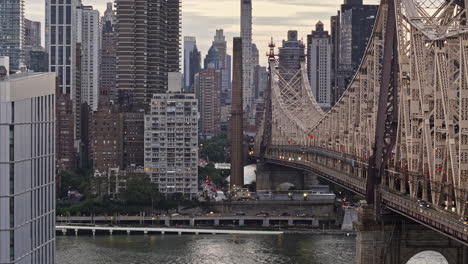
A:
241;0;254;123
307;21;332;108
116;0;181;109
79;5;101;111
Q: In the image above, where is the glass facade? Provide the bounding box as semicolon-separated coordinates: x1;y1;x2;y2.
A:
0;0;24;70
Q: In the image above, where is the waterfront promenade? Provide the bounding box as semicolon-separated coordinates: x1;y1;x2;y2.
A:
56;225;284;236
56;214;331;227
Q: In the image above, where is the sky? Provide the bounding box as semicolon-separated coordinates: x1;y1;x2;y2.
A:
26;0;379;66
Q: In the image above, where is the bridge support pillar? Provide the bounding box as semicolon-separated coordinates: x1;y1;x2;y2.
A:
74;229;78;236
164;219;170;226
287;219;293;226
355;205;467;264
312;219;319;227
214;219;220;226
190;219;195;227
262;219;270;227
239;219;245;227
256;161;273;191
354;205;385;264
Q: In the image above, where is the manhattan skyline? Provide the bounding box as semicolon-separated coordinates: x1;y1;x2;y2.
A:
26;0;378;66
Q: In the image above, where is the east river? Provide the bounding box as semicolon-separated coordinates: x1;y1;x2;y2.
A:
56;234;446;264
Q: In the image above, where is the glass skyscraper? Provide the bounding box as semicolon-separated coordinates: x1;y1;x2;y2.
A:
0;0;24;70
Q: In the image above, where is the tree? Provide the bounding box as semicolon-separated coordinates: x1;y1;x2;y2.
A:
198;163;228;189
58;170;90;199
120;173;161;207
200;133;228;162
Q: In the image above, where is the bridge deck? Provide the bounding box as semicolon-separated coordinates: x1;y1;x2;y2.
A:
262;149;468;246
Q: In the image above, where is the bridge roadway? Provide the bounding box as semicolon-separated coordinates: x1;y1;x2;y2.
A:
57;215;326;228
263;145;468;246
55;226;284;236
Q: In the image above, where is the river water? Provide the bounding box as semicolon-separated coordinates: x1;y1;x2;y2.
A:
56;234;447;264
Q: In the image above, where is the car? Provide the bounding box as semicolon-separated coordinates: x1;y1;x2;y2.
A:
235;212;246;216
459;217;468;225
256;212;269;217
418;200;430;208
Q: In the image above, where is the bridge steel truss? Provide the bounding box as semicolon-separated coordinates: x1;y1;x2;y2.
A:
255;0;468;245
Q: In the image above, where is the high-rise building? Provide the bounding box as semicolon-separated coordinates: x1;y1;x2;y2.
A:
251;43;259;69
222;55;232;105
213;30;227;67
241;0;254;123
24;19;41;49
339;0;377;71
116;0;181;109
24;19;42;68
29;50;49;72
212;29;232;106
103;2;115;23
115;0;146;109
230;37;244;189
330;14;340;104
254;65;267;100
307;21;332;108
0;57;56;263
204;45;221;70
79;6;101;111
0;0;24;70
187;44;201;93
195;66;222;137
46;0;81;97
144;73;199;197
184;36;197;90
100;3;116;105
332;0;377;102
278;30;305;80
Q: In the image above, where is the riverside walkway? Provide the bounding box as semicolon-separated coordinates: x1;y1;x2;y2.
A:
56;225;284;236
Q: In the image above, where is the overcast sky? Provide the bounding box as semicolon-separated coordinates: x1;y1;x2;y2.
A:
26;0;378;66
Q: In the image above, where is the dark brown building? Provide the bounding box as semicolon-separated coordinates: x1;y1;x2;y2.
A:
56;84;76;172
230;37;244;189
123;112;145;169
88;106;124;172
194;68;222;137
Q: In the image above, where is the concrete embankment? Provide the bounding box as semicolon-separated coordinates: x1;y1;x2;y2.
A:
341;208;358;231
